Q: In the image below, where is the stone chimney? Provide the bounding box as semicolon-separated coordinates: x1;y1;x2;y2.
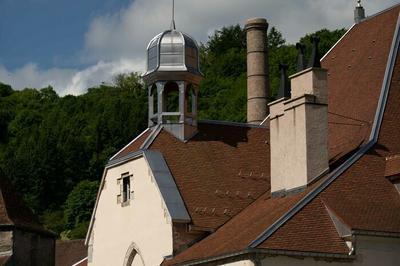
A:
245;18;269;124
269;37;329;196
354;0;366;24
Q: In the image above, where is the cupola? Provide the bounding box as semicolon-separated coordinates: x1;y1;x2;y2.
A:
142;3;203;141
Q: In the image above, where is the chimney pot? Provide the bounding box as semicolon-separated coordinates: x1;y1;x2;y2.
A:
308;36;321;68
278;64;291;99
296;43;307;72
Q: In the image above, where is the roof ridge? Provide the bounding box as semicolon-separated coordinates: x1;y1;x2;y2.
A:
248;10;400;249
141;124;163;149
322;3;400;62
321;24;355;61
199;119;267;129
361;2;400;23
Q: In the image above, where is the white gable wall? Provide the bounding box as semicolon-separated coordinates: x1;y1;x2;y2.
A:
88;157;173;266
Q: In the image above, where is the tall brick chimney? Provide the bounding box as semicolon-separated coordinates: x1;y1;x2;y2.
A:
269;38;329;196
245;18;269;124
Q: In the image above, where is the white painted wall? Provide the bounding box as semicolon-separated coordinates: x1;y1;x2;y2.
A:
222;260;255;266
88;157;173;266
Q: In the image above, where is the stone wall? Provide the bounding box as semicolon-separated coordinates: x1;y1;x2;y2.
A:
12;229;55;266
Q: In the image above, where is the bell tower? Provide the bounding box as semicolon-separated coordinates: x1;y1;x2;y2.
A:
142;5;203;141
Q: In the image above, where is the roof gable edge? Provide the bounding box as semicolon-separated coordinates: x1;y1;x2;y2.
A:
109;128;150;161
321;24;355;61
141;124;163;149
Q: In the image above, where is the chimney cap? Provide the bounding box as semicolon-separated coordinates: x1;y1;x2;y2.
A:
245;18;268;30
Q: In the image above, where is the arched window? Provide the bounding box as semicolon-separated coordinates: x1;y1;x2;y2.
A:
164;82;179;113
151;85;158;114
123;243;145;266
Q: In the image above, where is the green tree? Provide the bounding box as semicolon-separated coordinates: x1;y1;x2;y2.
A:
299;28;347;61
64;180;99;238
0;26;347;237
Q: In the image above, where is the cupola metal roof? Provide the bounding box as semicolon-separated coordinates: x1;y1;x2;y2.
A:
143;29;201;78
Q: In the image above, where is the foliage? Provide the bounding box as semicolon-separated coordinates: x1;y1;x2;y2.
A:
199;26;346;120
0;73;147;238
61;180;99;239
0;26;346;238
64;180;99;229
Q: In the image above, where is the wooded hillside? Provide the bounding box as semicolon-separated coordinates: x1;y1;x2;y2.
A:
0;25;346;238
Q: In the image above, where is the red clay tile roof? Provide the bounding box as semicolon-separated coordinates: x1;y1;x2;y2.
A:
385;154;400;177
162;191;307;265
113;4;400;232
259;46;400;249
259;198;349;254
75;259;87;266
0;169;53;235
149;122;270;230
161;4;400;265
112;128;151;160
56;239;87;266
325;5;400;162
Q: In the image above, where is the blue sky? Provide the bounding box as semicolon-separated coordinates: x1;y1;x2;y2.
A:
0;0;130;70
0;0;398;95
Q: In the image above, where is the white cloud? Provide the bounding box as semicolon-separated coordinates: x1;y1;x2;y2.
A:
0;59;144;96
82;0;399;64
1;0;398;95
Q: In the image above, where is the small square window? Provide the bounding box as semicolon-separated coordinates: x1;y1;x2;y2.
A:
122;176;131;203
118;173;133;206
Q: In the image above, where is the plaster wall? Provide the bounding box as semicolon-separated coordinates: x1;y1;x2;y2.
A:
269;99;286;193
269;68;328;194
291;68;328;103
89;157;173;266
222;260;255;266
284;101;308;191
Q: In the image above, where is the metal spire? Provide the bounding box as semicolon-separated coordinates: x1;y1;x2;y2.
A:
170;0;176;30
357;0;362;7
